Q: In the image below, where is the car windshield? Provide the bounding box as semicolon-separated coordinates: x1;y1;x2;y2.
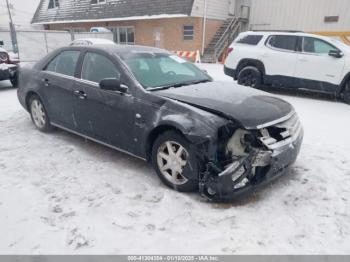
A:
120;52;211;90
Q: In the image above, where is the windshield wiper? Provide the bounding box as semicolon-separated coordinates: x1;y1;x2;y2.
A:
149;79;211;91
182;79;211;86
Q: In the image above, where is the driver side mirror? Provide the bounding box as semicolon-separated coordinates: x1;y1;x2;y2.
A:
99;78;128;94
329;50;344;58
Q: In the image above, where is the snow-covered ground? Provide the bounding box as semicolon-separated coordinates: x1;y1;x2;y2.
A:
0;64;349;255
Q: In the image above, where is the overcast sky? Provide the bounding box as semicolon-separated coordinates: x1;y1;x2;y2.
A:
0;0;41;28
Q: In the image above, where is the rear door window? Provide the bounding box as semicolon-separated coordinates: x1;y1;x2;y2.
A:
267;35;298;51
236;35;263;45
45;51;80;77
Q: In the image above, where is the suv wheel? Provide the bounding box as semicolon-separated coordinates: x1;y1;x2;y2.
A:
237;66;262;89
29;95;53;132
342;81;350;105
151;131;199;192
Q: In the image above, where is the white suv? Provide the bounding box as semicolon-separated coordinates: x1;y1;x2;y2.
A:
224;31;350;104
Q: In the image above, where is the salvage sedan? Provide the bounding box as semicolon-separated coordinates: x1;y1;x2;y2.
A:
17;42;303;201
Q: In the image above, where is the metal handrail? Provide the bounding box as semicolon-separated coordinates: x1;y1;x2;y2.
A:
213;16;241;60
215;17;237;50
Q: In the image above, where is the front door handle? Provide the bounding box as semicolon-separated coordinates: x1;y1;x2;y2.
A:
74;90;87;100
298;57;308;62
42;78;50;87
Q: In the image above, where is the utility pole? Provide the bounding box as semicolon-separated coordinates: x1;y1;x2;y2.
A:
201;0;208;56
5;0;18;53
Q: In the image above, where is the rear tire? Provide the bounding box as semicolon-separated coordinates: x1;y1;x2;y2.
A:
29;95;53;133
341;81;350;105
237;66;262;89
151;131;199;192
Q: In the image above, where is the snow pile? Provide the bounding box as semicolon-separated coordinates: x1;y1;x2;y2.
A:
0;64;349;254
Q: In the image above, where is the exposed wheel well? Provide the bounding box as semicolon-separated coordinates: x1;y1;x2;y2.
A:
339;72;350;97
146;125;184;162
236;59;266;80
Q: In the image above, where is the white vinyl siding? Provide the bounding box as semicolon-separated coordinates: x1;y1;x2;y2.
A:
249;0;350;32
191;0;231;20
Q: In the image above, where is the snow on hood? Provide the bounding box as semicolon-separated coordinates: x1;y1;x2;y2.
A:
155;81;294;129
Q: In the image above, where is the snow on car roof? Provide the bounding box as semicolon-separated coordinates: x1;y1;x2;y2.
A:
70;38;116;46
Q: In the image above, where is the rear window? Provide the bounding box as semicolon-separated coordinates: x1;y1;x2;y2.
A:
236;35;263;45
267;35;298;51
45;51;80;77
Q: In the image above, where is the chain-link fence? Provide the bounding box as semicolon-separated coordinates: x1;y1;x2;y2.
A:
0;30;114;62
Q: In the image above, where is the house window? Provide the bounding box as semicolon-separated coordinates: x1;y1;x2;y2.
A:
48;0;59;9
183;25;194;40
63;28;86;33
91;0;106;4
109;27;135;45
324;16;339;23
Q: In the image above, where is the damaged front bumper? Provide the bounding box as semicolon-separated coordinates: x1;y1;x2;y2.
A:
200;128;303;202
0;63;17;81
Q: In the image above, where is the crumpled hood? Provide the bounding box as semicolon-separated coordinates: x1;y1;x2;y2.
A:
155;81;294;129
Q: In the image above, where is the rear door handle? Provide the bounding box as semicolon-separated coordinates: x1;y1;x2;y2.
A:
74;90;87;100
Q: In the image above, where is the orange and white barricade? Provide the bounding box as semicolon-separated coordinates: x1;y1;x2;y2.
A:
171;50;201;63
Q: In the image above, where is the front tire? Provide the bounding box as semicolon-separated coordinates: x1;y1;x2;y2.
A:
237;66;262;89
341;81;350;105
29;95;53;132
151;131;199;192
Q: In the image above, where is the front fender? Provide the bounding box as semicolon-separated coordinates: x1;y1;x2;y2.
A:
134;92;229;161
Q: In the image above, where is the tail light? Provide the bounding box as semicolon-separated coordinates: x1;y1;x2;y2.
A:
226;47;234;56
0;52;9;64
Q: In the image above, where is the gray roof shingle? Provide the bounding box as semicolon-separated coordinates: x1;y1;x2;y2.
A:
32;0;195;24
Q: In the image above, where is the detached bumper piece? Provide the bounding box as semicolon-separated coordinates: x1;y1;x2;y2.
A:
200;112;304;202
0;63;17;81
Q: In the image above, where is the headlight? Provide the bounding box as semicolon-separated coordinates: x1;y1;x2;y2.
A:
226;129;252;157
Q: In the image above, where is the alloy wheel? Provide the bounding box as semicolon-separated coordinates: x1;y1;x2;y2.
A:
31;99;46;129
240;71;257;87
156;141;189;185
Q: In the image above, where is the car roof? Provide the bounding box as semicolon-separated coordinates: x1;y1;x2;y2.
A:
67;40;171;55
70;38;116;46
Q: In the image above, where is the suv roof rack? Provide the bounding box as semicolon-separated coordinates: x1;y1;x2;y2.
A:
250;30;304;33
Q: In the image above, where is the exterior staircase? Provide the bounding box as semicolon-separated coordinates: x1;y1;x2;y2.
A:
202;16;246;63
